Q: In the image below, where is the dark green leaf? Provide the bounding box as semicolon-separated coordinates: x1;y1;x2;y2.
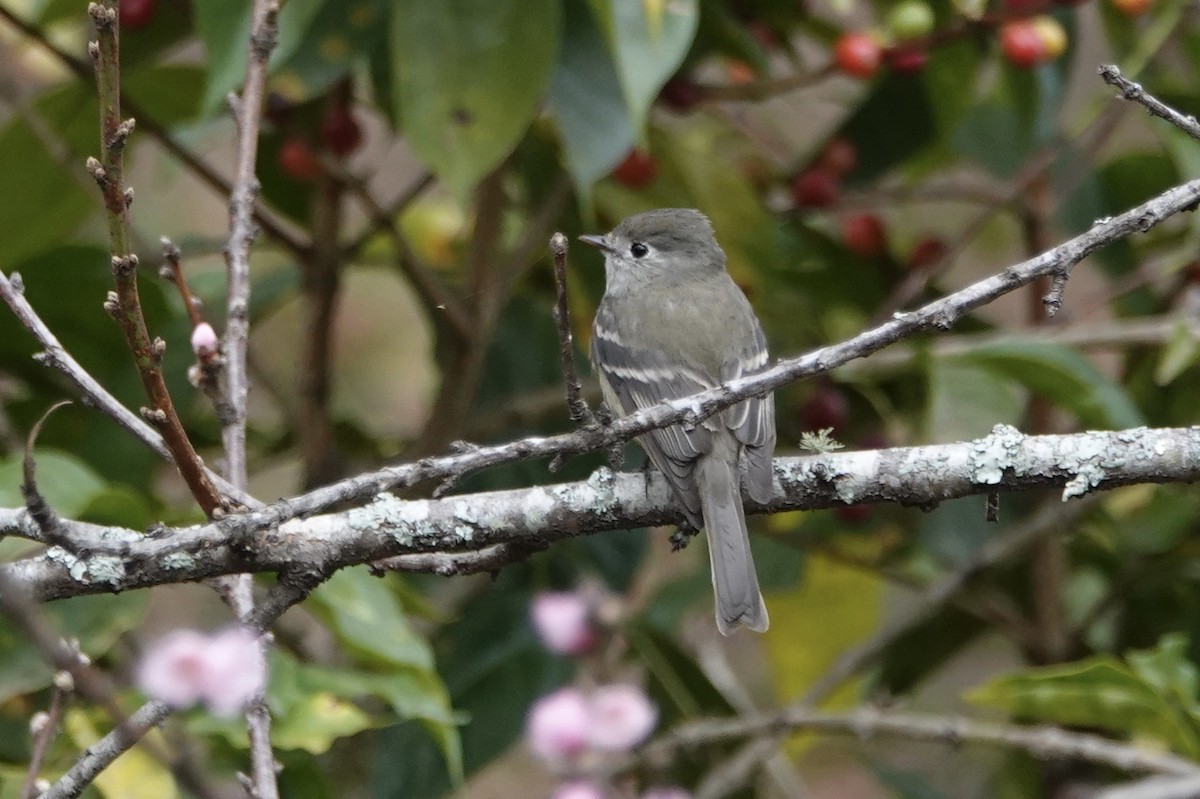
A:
0;592;146;702
390;0;561;197
548;0;636;193
593;0;698;140
958;342;1144;429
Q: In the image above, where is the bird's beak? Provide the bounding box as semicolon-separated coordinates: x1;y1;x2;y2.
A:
578;234;615;254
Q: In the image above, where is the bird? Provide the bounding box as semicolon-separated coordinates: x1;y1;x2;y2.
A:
580;208;776;634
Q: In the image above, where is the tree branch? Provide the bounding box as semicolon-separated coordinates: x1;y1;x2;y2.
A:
639;707;1200;779
9;425;1200;601
86;1;221;516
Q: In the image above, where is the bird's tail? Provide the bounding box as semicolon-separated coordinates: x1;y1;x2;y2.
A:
696;447;768;635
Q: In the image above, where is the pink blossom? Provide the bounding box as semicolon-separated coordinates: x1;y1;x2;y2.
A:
136;629;211;709
190;322;219;358
137;627;264;716
551;781;607;799
587;684;657;752
641;788;692;799
531;592;595;655
525;687;591;761
198;627;265;716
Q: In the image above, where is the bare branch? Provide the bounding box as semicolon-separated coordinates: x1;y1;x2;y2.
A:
1100;64;1200;141
550;232;594;430
87;0;222;516
640;707;1200;779
223;0;279;493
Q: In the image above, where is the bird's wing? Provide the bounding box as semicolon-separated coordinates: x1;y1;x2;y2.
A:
592;308;713;527
721;322;776;505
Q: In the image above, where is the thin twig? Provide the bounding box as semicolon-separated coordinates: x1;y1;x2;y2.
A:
372;542;544;577
159;238;204;328
1099;65;1200;141
550;233;593;429
20;401;73;546
86;1;221;516
222;0;278;493
21;685;66;799
639;707;1200;778
220;2;282;797
297;170;344;488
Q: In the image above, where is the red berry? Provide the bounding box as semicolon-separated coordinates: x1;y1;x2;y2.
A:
611;149;657;189
790;168;839;209
1000;20;1047;67
321;104;363;157
1110;0;1150;15
834;32;882;79
278;138;323;182
817;138;857;177
121;0;156;30
801;387;849;432
840;213;887;259
660;77;704;112
907;235;947;270
834;503;874;524
887;48;929;74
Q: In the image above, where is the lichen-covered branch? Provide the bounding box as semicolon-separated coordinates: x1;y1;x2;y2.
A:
7;425;1200;602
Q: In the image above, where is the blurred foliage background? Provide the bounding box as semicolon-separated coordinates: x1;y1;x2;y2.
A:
1;0;1200;796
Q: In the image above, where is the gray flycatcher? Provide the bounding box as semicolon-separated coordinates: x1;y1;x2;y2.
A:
580;208;775;634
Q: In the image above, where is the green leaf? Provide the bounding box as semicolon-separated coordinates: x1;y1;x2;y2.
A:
390;0;561;197
193;0;255;115
308;569;433;670
270;0;391;103
958;342;1144;429
194;0;327;115
0;592;147;703
925;360;1024;441
0;118;92;267
1127;634;1200;715
922;38;984;141
591;0;698;141
968;636;1200;758
0;450;106;518
547;0;636;193
839;71;938;182
1156;320;1200;387
1100;152;1181;214
953;101;1034;178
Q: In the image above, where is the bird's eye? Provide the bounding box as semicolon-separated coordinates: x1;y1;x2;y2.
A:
630;242;649;258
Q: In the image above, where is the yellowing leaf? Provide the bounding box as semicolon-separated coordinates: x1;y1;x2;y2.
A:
764;553;882;710
272;691;373;754
63;709;177;799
